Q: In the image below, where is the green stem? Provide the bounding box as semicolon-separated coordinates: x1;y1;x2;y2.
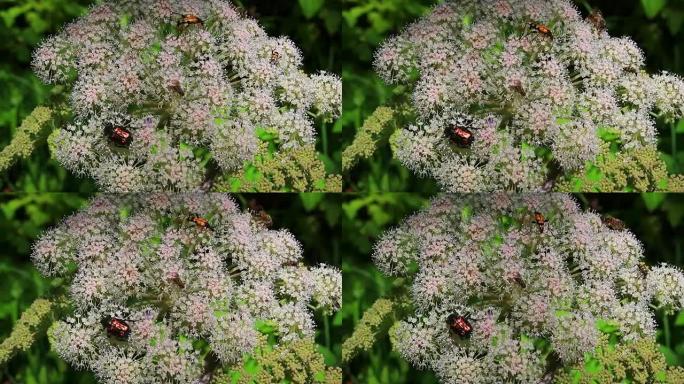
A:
672;121;677;160
664;312;671;349
321;121;329;158
324;311;331;349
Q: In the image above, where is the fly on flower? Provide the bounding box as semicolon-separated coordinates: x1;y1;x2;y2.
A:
101;316;131;340
533;212;545;233
529;22;553;39
601;215;625;231
190;216;211;230
587;10;606;32
177;14;204;29
249;200;273;228
271;50;281;64
168;271;185;288
513;274;527;288
104;123;132;147
168;79;185;96
446;313;473;338
510;79;526;96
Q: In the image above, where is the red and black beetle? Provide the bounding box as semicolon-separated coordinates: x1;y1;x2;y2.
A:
105;124;133;147
102;316;131;340
446;313;473;338
445;125;475;148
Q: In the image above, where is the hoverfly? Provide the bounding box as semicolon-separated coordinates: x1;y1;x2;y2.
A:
248;200;273;228
586;9;606;32
601;215;625;231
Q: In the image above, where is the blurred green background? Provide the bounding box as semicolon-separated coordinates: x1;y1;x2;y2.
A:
0;0;342;192
0;193;344;383
341;0;684;192
340;193;684;383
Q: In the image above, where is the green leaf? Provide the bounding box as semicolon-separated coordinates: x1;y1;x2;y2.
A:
663;200;684;227
641;0;667;19
666;10;684;34
597;126;621;143
642;193;666;212
255;320;277;335
300;193;323;211
298;0;324;19
676;119;684;133
659;345;680;366
596;319;620;334
675;311;684;326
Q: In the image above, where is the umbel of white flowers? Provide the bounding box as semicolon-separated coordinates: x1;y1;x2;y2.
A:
374;0;684;192
31;193;341;384
372;193;684;383
33;0;341;192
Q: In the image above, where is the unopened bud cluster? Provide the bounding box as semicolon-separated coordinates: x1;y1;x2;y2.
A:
32;193;341;383
373;194;684;383
374;0;684;191
33;0;341;192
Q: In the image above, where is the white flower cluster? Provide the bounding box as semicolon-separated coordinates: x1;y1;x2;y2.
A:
32;193;341;384
33;0;341;192
373;194;684;383
375;0;684;191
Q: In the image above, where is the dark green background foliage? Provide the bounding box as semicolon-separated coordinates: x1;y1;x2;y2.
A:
0;193;343;383
340;193;684;384
341;0;684;192
0;0;342;192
